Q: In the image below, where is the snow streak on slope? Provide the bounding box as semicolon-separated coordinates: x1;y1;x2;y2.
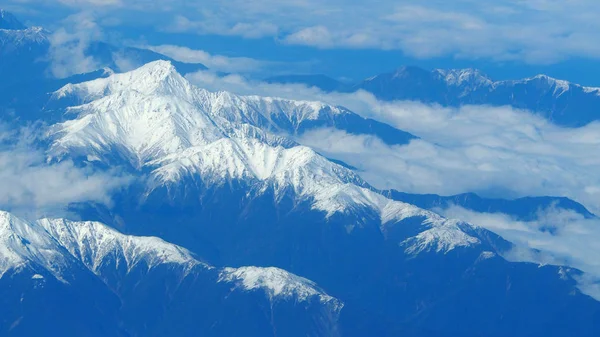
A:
49;60;481;253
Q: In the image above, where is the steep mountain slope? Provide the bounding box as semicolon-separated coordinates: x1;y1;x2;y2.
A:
0;210;343;337
45;61;600;337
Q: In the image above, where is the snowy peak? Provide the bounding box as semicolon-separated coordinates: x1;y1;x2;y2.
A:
0;9;26;30
49;60;349;167
0;10;48;51
508;74;573;96
219;266;343;309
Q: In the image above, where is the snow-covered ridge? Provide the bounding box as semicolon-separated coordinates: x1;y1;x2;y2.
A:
0;210;340;305
219;266;343;309
38;218;199;274
441;69;600;97
48;61;482;253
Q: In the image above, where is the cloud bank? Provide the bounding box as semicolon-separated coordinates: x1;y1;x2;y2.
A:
0;124;131;219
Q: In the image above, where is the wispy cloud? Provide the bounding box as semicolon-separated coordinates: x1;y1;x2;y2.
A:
47;11;103;78
145;45;269;74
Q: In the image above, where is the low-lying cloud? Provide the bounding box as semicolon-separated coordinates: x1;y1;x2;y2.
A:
0;124;131;219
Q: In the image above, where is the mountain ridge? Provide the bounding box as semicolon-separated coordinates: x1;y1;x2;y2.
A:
268;65;600;126
0;209;344;336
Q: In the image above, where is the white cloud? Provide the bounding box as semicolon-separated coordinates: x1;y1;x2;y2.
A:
166;14;278;39
440;205;600;300
0;124;131;219
186;69;600;216
47;11;103;78
145;45;267;73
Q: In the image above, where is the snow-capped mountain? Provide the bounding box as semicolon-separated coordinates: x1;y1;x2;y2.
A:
48;60;472;251
356;66;600;126
42;61;600;337
0;210;342;337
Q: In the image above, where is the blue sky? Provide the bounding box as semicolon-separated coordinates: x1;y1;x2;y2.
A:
7;0;600;85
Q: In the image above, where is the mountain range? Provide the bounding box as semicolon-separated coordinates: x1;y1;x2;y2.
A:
2;9;600;337
14;60;596;337
266;66;600;127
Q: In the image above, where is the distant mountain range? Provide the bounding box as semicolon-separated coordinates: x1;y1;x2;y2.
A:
266;66;600;127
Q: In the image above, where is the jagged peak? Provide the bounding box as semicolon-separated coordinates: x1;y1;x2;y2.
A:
506;74;572;96
148;136;361;188
0;210;340;311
